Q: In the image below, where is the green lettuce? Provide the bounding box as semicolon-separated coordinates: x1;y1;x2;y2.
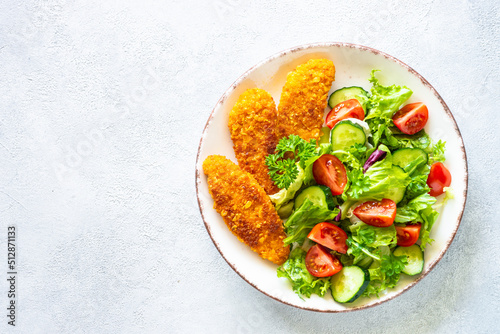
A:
345;219;397;266
429;140;446;164
395;193;438;250
395;193;437;222
404;173;431;201
363;247;407;297
365;70;413;147
277;247;331;299
343;145;410;202
283;199;339;245
365;70;413;121
381;129;432;152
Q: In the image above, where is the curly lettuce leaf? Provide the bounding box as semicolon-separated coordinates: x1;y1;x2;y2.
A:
345;218;397;266
429;140;446;164
277;247;331;299
366;70;413;121
395;193;437;222
395;193;438;250
363;247;407;297
348;220;397;249
365;70;413;147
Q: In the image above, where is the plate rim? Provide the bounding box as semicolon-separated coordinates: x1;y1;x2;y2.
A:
195;42;468;312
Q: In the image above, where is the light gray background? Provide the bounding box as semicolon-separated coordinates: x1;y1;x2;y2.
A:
0;0;498;333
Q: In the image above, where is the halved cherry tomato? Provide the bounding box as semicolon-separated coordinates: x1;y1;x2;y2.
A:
353;198;397;227
325;99;365;129
427;162;452;196
395;224;421;247
305;244;343;277
392;102;429;135
312;154;347;196
307;222;348;254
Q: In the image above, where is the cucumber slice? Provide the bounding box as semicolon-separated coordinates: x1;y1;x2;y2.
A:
383;166;407;204
331;266;369;303
294;185;335;210
392;148;428;171
277;201;294;219
355;256;373;269
319;127;331;145
330;120;366;152
393;244;424;276
328;86;370;112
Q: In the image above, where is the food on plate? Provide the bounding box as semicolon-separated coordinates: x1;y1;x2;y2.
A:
393;245;424;275
427;162;452;196
329;120;367;153
392;102;429;135
228;88;279;195
202;155;290;265
395;223;421;247
265;134;317;190
353;199;397;227
271;69;453;303
204;60;453;305
325;99;365;129
307;222;348;254
312;154;348;196
277;59;336;142
305;244;343;277
328;86;370;111
331;266;369;303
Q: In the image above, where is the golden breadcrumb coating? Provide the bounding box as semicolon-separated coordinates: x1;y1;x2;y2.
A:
203;155;290;265
277;58;336;142
228;88;279;195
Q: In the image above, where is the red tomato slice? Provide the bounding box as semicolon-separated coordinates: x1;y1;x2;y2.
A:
325;99;365;129
392;102;429;135
305;244;342;277
427;162;452;196
307;222;348;254
353;199;397;227
312;154;347;196
395;224;422;247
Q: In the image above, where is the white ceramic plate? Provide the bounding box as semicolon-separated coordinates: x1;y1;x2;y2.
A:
195;43;467;312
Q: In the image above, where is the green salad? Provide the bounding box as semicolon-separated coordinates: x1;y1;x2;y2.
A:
266;70;453;303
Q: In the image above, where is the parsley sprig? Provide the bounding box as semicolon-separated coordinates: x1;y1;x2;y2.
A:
265;135;317;189
346;168;371;198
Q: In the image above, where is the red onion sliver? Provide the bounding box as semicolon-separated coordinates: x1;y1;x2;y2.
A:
363;150;387;173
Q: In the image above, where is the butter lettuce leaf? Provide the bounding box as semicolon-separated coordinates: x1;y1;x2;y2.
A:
343;145;410;202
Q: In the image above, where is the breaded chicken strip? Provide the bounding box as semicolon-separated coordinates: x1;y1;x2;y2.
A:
277;59;336;142
228;88;279;195
203;155;290;265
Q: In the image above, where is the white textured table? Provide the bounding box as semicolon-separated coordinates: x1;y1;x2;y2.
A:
0;1;498;333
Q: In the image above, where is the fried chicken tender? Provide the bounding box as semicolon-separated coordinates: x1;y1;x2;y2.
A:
203;155;290;265
277;59;336;142
228;88;279;195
